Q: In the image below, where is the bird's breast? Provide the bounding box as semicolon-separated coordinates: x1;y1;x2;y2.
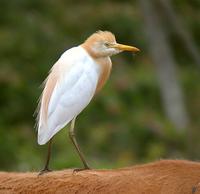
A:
80;45;112;93
94;57;112;93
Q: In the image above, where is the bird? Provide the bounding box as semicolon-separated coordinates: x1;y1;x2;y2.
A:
36;30;140;175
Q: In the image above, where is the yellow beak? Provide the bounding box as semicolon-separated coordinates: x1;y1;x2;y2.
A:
111;43;140;52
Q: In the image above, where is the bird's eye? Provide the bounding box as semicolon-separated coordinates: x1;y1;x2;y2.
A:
104;42;110;47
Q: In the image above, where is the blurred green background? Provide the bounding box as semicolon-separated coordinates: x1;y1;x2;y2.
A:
0;0;200;171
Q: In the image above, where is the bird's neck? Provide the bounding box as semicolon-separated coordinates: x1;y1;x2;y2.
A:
81;44;112;93
95;57;112;93
81;43;98;58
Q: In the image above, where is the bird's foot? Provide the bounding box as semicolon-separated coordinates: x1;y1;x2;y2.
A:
38;168;52;176
73;167;91;174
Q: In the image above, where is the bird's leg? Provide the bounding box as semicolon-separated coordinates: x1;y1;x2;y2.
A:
38;139;53;176
69;117;90;171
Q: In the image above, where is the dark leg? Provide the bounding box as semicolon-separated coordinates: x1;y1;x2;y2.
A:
69;117;90;171
38;139;53;176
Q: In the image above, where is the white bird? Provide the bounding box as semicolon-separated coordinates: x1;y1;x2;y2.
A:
37;31;140;175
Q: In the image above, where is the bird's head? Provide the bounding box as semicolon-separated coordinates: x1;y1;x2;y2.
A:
82;31;140;58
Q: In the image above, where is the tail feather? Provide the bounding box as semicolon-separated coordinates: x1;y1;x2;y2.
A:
37;119;72;145
37;124;51;145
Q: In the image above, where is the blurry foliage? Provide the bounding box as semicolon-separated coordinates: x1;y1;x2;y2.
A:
0;0;199;171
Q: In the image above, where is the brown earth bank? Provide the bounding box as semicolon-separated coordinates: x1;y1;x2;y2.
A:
0;160;200;194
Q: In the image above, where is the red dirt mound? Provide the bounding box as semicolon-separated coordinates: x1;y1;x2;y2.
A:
0;160;200;194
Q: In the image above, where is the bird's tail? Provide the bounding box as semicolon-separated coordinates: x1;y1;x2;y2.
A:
37;120;71;145
37;124;51;145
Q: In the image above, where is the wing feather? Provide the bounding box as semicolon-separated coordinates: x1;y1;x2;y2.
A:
37;46;100;145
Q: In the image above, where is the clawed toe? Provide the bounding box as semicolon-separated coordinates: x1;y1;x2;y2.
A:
38;168;52;176
73;167;91;174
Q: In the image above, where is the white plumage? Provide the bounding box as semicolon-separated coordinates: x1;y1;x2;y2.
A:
38;46;101;145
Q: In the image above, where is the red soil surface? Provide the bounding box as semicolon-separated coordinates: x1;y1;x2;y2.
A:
0;160;200;194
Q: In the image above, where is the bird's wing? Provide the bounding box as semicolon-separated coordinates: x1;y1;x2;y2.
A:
37;47;100;145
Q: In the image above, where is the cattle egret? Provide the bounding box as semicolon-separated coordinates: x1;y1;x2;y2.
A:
37;31;140;175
